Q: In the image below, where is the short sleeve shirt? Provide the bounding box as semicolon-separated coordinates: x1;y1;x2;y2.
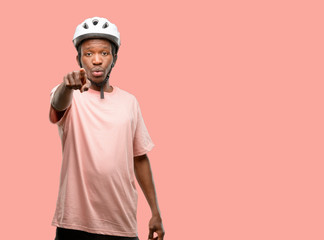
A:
50;86;154;237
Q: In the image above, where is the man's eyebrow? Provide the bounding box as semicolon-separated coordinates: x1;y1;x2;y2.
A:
83;46;111;50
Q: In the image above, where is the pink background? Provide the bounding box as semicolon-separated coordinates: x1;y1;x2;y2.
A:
0;0;323;239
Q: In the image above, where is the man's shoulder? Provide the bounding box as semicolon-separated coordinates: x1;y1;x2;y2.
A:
115;86;137;103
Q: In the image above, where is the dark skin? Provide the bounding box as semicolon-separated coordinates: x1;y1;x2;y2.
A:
50;39;113;113
134;154;165;240
50;39;165;240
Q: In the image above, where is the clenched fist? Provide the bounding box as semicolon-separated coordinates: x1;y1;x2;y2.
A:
63;68;91;92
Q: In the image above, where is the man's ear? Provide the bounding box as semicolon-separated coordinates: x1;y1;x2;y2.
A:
76;55;82;67
112;54;118;67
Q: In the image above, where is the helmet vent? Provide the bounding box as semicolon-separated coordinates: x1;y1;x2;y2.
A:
102;22;109;29
92;19;99;25
83;23;89;29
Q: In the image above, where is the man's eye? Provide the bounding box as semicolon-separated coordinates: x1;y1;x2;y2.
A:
102;52;109;56
86;53;92;56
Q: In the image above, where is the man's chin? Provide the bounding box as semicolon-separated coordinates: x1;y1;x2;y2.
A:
89;75;107;83
91;79;105;85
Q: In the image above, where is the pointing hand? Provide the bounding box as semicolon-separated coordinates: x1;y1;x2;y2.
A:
63;68;91;92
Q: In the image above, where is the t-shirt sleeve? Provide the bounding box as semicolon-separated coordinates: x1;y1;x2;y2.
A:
133;99;154;157
49;85;71;126
50;85;59;104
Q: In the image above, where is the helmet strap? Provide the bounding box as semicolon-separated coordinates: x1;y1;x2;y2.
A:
78;55;115;99
89;68;112;99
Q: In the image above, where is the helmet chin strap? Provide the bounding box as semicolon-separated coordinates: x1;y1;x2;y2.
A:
79;58;114;99
86;65;114;99
89;73;110;99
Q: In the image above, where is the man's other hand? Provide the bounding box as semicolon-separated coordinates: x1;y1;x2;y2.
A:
148;215;165;240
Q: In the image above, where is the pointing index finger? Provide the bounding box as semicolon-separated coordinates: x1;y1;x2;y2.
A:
79;68;86;84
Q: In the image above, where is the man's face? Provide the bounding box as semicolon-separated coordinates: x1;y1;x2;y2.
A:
78;39;114;84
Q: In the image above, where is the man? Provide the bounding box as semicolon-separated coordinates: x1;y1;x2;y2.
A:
49;17;164;240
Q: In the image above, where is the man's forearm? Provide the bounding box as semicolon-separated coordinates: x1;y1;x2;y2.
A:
51;82;73;111
134;154;161;216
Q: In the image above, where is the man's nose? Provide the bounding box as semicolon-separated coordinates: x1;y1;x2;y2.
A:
93;54;102;65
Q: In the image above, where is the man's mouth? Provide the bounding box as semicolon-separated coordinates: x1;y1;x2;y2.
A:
91;68;104;77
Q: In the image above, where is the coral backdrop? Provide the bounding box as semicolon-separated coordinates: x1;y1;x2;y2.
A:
0;0;323;239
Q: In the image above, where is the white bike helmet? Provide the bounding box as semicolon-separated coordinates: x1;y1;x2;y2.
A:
73;17;121;52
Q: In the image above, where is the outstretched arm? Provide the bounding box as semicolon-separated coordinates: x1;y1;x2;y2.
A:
49;68;91;123
134;154;165;240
